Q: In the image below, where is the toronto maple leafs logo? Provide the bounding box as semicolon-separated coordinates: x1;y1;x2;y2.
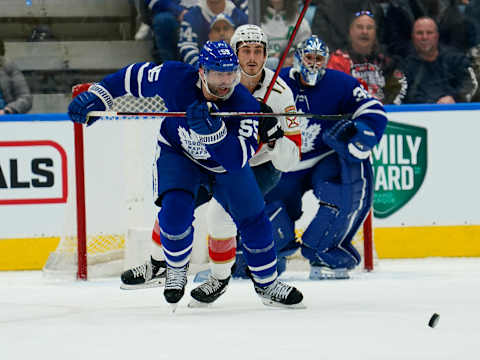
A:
298;113;321;153
178;127;211;160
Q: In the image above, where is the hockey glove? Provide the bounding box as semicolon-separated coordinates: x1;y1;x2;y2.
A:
323;119;376;162
186;100;223;135
258;102;284;144
68;91;105;126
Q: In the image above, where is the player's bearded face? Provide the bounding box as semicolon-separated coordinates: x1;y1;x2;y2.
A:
203;69;241;98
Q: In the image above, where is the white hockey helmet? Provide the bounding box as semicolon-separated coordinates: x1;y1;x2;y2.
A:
230;24;268;54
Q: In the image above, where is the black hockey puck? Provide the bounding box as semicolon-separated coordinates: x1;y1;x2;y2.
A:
428;313;440;328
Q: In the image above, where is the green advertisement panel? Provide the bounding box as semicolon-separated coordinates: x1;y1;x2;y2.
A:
372;121;427;218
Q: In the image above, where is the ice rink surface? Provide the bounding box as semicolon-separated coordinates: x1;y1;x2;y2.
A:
1;258;479;360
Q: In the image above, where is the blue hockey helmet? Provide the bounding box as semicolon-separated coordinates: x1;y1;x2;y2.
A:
293;35;330;86
199;40;239;72
198;41;240;99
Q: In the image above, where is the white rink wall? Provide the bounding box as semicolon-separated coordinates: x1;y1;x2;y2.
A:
1;105;480;269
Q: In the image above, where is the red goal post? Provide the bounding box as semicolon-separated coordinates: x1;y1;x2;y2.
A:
42;83;375;280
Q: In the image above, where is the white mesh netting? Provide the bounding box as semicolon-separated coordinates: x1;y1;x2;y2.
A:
43;93;167;278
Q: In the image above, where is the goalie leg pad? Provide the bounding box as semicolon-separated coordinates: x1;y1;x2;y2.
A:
252;161;282;196
265;201;296;253
301;181;350;252
339;159;374;264
302;246;359;270
231;245;250;279
301;157;371;268
265;201;299;276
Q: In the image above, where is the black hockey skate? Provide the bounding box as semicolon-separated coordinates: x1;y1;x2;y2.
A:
189;275;230;307
120;257;166;290
164;264;189;306
254;279;305;309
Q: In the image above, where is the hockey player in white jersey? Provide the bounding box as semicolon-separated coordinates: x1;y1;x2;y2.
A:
189;24;302;306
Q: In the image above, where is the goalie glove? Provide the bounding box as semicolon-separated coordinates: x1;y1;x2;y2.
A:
68;91;105;126
258;102;284;144
187;100;226;144
322;119;377;162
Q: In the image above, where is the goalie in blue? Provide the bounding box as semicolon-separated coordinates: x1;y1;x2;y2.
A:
265;36;388;280
68;41;304;309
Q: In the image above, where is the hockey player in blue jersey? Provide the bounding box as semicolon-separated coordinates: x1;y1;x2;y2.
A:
189;24;301;306
265;35;388;279
68;41;304;309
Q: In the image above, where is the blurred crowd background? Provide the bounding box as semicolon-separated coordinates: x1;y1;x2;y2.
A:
1;0;479;114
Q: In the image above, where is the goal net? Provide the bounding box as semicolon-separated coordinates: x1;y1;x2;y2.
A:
42;84;375;280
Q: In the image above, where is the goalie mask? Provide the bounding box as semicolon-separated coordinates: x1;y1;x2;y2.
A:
230;24;268;78
293;35;329;86
198;41;241;100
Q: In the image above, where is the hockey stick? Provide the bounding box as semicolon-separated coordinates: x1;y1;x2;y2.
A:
263;0;312;103
261;0;311;147
86;110;350;120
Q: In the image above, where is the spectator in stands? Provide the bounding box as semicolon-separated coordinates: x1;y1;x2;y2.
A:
134;1;203;40
384;0;478;57
438;0;478;53
327;10;407;104
208;13;236;42
400;17;477;103
470;43;480;101
146;0;188;63
310;0;385;53
178;0;248;66
260;0;311;70
0;40;33;115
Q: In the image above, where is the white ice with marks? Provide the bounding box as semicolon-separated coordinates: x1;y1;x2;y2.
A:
1;258;479;360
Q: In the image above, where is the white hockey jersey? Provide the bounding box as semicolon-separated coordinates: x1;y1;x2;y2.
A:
249;68;301;172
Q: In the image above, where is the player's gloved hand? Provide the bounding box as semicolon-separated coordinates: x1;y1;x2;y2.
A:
258;102;284;144
323;119;377;162
68;91;105;126
186;100;223;135
268;137;300;172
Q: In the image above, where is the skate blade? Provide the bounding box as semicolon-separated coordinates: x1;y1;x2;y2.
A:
187;299;213;308
120;278;165;290
261;299;307;310
168;303;179;314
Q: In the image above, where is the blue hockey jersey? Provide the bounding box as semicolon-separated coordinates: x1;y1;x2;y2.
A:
178;1;248;66
279;67;388;171
99;61;260;173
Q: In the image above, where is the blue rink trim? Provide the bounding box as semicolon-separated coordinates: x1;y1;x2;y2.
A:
384;102;480;113
0;113;69;122
0;102;479;123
